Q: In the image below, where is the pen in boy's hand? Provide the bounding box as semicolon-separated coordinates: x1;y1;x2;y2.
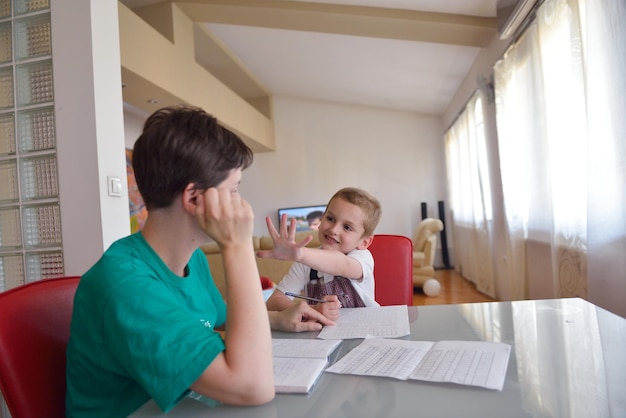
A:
285;292;328;303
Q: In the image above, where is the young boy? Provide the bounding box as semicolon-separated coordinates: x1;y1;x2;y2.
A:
260;187;382;320
65;106;331;417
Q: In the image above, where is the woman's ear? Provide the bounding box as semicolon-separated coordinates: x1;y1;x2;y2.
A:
181;184;202;214
357;234;374;250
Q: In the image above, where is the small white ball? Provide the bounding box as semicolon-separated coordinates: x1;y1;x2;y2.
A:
423;279;441;297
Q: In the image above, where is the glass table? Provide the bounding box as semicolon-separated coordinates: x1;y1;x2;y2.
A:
131;298;626;417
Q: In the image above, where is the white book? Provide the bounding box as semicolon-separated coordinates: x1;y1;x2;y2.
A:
272;338;341;394
326;338;511;391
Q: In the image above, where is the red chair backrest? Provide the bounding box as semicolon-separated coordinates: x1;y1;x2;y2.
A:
369;234;414;306
0;276;80;418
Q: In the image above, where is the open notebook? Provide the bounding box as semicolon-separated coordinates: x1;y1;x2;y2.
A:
272;338;341;394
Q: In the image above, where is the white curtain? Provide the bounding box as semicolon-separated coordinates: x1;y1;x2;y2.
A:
445;91;496;297
494;0;588;301
447;2;626;412
582;0;626;317
490;1;626;413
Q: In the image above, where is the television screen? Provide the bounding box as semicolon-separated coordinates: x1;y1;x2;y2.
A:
277;205;327;232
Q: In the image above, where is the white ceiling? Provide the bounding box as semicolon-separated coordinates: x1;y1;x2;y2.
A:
119;0;499;116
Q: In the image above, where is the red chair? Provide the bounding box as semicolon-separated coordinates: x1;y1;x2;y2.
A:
260;275;274;290
369;234;414;306
0;276;80;418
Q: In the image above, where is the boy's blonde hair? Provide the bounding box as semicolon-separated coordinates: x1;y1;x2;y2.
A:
326;187;382;237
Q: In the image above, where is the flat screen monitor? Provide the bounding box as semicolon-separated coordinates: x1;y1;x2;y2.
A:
277;205;327;232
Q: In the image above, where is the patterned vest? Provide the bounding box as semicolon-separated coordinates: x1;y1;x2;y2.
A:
305;268;365;308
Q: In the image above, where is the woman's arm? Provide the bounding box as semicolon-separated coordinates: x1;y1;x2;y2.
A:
191;187;274;405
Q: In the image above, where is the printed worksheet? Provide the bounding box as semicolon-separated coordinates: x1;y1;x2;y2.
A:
317;305;411;339
326;338;511;391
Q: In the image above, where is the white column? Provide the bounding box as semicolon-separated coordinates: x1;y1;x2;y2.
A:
51;0;129;275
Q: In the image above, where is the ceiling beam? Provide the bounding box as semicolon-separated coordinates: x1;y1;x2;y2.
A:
118;2;276;152
175;0;496;48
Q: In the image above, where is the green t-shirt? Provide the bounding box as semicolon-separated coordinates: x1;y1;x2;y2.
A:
66;233;227;417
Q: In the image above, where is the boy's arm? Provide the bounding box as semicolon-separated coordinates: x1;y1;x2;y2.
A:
266;289;341;321
265;289;296;311
297;247;365;280
256;215;364;279
267;289;341;321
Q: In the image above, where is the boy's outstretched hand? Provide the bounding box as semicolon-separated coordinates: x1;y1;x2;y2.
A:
256;214;313;261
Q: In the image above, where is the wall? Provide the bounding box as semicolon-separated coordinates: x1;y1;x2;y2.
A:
123;103;148;149
124;96;451;262
443;34;509;129
241;97;447;238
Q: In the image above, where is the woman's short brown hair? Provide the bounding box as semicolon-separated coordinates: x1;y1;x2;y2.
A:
132;106;253;210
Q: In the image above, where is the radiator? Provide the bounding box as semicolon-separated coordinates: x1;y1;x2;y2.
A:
525;239;587;300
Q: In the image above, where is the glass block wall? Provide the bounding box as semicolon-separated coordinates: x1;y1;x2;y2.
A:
0;0;63;293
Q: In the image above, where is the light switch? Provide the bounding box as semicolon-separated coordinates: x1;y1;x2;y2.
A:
108;176;123;197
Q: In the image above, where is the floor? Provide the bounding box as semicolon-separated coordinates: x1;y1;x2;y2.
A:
412;269;495;306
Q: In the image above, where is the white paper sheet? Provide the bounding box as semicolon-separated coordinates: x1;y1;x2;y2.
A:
326;338;511;391
316;305;411;339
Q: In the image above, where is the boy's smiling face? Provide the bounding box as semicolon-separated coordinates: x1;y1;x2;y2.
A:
317;197;371;254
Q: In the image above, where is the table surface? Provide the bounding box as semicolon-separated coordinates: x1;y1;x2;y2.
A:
131;298;626;417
